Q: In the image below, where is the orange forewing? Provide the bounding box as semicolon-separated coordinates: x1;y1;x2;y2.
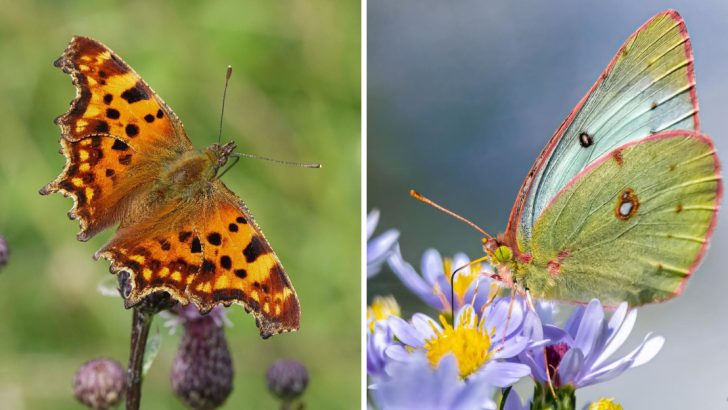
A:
52;36;189;148
42;36;300;338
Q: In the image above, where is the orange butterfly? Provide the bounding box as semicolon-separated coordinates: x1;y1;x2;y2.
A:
41;37;299;338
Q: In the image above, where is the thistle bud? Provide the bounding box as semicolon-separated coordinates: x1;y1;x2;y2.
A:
266;359;309;402
73;358;125;410
171;305;233;409
0;234;8;269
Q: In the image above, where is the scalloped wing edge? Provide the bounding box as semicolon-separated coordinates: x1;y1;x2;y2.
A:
94;247;299;339
39;137;94;241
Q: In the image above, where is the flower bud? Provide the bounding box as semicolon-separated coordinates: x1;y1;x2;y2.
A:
171;305;233;409
0;234;8;269
73;358;125;410
266;359;309;402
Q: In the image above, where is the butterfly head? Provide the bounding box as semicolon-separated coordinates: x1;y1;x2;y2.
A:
206;142;238;177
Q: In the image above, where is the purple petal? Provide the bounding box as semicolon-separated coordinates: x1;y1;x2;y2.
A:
573;300;603;357
563;305;586;337
632;336;664;367
368;230;399;262
388;316;425;347
557;348;584;386
384;345;410;362
474;361;530;388
491;334;529;359
373;353;497;410
366;209;380;239
422;249;444;286
387;246;443;309
412;313;439;341
592;307;637;368
580;334;663;387
452;252;471;273
543;325;570;345
520;347;549;382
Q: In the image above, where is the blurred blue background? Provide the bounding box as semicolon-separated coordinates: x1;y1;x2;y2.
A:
0;1;360;408
369;1;727;408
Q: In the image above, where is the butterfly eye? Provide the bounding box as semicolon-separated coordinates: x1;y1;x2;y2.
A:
578;132;594;147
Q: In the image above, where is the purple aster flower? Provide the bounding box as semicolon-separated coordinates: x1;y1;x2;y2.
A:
367;209;399;277
368;321;394;378
387;247;496;313
519;299;663;389
370;352;498;410
384;301;532;385
367;296;401;377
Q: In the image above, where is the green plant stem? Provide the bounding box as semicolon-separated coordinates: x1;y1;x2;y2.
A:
126;307;154;410
531;383;576;410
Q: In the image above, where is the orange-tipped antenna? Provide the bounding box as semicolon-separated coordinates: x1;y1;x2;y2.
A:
218;65;233;144
410;190;493;239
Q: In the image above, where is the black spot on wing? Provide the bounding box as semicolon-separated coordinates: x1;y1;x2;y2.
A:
111;139;129;151
243;235;269;263
95;121;109;133
191;237;202;253
125;123;139;137
207;232;222;246
579;132;593;147
120;81;150;104
220;255;232;270
106;108;120;119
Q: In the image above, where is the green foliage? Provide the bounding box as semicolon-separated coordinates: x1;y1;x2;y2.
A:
0;0;360;408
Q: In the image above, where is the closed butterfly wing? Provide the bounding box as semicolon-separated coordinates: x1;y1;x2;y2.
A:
522;131;720;306
509;11;699;251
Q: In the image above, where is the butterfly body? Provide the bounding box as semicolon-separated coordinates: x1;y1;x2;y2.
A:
42;37;299;338
477;11;721;307
154;142;234;198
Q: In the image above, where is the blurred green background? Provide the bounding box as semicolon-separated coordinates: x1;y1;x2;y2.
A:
0;1;360;409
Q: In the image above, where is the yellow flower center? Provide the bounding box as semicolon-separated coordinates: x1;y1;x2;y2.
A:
588;398;623;410
367;295;400;331
422;307;492;378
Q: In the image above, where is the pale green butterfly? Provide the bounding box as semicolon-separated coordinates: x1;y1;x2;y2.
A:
418;10;721;306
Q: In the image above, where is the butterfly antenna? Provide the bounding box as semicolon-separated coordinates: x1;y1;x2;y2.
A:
218;65;233;145
232;152;321;169
410;190;493;239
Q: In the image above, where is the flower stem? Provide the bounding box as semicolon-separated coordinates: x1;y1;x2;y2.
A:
125;307;154;410
531;383;576;410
